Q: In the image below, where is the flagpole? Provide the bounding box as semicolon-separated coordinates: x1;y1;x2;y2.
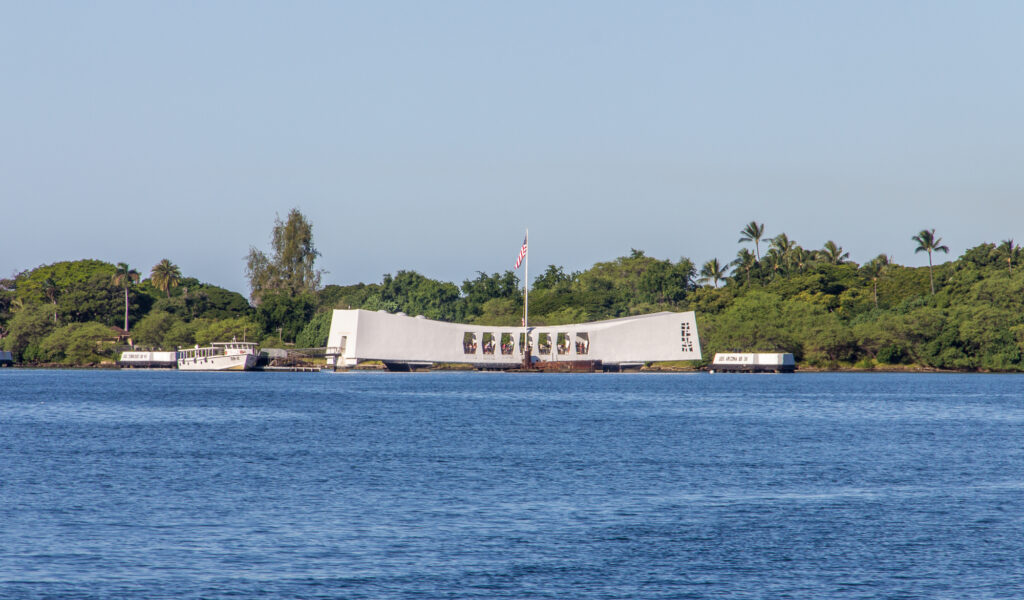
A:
524;228;529;330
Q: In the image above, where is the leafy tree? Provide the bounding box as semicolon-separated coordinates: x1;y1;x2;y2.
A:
378;271;463;321
361;294;399;313
912;228;950;294
533;265;575;290
162;321;197;349
196;286;252;320
41;277;59;324
112;262;140;331
255;291;316;342
533;305;588;326
16;261;119;321
738;221;766;260
796;305;858;366
0;276;17;331
56;273;126;326
150;259;182;297
699;258;728;288
1;304;56;359
955;304;1021;371
132;311;182;348
296;311;333;348
38;322;117;365
470;297;523;326
461;271;520;318
638;258;694;304
317;283;381;311
151;282;251;321
194;316;262;346
956;243;998;270
702;291;798;356
246;208;323;302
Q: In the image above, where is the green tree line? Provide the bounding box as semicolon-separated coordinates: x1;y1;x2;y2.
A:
4;212;1024;371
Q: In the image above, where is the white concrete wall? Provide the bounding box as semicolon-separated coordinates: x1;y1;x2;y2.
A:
327;309;701;367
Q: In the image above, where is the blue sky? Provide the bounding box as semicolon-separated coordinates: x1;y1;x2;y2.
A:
3;1;1023;294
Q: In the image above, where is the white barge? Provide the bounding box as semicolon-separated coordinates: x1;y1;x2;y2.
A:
709;353;796;373
119;351;178;369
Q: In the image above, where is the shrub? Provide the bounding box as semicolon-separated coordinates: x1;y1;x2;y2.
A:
877;344;908;365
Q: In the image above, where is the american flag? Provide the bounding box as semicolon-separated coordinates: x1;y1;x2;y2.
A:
515;234;528;269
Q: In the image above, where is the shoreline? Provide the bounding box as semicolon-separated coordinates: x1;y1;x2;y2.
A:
3;363;1020;374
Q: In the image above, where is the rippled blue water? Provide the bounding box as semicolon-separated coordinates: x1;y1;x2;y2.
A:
2;370;1022;599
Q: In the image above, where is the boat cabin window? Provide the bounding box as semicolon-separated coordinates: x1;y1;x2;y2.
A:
556;333;570;355
500;333;514;355
463;332;477;354
482;333;495;355
538;333;552;355
576;333;589;355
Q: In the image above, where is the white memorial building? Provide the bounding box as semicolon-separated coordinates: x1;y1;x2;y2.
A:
325;309;701;370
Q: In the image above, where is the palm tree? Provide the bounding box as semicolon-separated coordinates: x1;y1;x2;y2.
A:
112;262;140;332
765;248;784;279
699;258;729;288
738;221;766;260
731;248;757;285
862;254;889;308
41;277;59;324
791;246;812;272
151;259;182;298
771;233;796;270
820;240;849;265
996;239;1019;274
912;229;949;294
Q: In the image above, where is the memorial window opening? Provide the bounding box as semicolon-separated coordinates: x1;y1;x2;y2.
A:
575;333;589;355
482;333;496;355
556;333;570;355
500;333;515;355
463;332;477;354
538;333;552;355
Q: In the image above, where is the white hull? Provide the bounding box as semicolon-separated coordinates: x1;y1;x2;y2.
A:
177;353;257;371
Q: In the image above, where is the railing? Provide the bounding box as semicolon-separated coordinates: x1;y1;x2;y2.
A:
262;347;330;368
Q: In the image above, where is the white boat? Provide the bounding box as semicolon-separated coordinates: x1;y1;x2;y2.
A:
177;342;258;371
